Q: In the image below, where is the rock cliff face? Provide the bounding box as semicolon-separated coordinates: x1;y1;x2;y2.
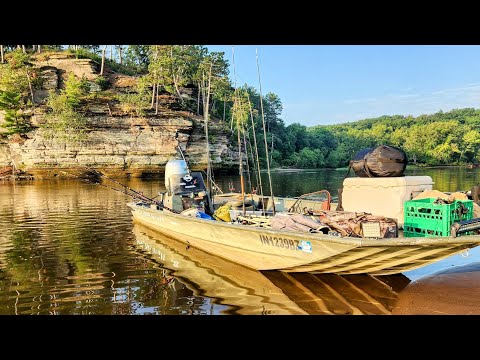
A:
0;53;237;178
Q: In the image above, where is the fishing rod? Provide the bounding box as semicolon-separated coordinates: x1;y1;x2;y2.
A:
64;169;180;213
246;92;265;216
175;145;192;176
232;46;246;216
85;167;157;204
256;48;276;215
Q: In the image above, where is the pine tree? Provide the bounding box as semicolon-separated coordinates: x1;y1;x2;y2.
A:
0;90;31;135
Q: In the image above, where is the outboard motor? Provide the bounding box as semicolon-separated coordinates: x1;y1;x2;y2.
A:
165;159;190;193
163;159;212;214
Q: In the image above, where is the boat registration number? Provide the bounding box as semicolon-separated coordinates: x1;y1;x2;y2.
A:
259;235;312;252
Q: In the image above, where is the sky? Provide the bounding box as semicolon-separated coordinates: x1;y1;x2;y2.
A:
207;45;480;127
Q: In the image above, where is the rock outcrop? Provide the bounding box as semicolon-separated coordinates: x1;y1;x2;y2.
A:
0;53;237;178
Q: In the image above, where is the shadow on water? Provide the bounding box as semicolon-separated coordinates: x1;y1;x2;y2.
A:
133;223;411;315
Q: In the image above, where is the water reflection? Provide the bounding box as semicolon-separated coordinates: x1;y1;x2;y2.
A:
0;167;479;315
0;180;222;315
133;223;411;315
214;166;480;198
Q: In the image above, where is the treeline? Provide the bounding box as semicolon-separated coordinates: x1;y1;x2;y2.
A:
269;108;480;168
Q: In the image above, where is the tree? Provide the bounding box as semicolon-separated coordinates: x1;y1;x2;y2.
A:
0;49;34;106
124;45;151;73
116;45;123;64
286;123;309;152
462;130;480;163
118;77;149;117
63;72;84;108
195;51;229;117
146;45;172;114
42;72;87;142
169;45;202;106
0;90;31;135
100;45;107;76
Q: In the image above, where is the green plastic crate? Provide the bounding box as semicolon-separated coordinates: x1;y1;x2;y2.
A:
404;198;473;237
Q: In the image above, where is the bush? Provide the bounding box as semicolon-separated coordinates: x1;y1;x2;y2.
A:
95;76;110;91
7;49;31;69
64;72;85;108
43;91;87;142
117;80;149;116
117;92;147;116
79;75;91;93
30;70;45;89
42;74;88;143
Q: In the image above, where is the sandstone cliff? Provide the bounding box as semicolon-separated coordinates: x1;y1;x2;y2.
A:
0;53;238;178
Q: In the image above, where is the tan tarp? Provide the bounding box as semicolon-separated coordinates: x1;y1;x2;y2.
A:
271;213;329;233
413;189;480;218
474;203;480;218
413;190;468;202
311;210;398;238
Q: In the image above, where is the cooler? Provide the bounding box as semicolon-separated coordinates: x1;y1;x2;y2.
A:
341;176;434;228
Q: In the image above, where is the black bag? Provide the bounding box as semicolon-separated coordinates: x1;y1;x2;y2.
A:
350;145;408;177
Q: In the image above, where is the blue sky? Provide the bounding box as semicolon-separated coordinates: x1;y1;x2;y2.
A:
207;45;480;127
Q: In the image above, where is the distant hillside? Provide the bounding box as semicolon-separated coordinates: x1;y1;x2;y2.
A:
323;108;480;166
269;108;480;168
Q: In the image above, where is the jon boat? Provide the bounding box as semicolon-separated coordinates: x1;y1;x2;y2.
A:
127;160;480;276
133;222;410;314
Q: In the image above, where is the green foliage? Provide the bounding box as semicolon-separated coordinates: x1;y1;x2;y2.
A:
0;56;29;94
74;48;138;76
0;49;37;136
8;49;31;69
42;73;88;142
232;89;250;130
260;107;480;169
63;72;85;108
124;45;151;73
117;80;149;117
0;90;32;135
74;47;101;62
43;91;87;142
143;45;230;112
30;71;45;89
42;45;63;51
79;75;91;93
95;76;110;91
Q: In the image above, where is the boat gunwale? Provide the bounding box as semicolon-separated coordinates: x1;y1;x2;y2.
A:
127;202;480;247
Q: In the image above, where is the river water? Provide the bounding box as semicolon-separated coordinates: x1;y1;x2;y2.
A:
0;167;479;315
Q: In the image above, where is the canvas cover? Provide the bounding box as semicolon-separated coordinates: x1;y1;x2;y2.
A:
350;145;408;177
